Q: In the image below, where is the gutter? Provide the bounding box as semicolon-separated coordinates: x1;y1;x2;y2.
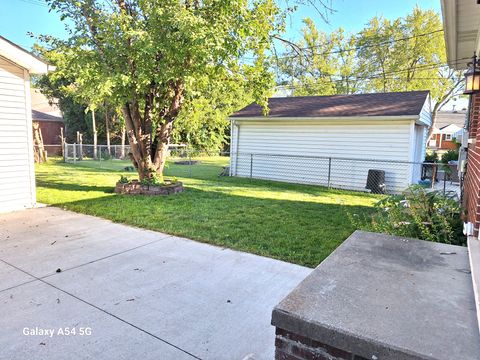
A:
228;115;421;122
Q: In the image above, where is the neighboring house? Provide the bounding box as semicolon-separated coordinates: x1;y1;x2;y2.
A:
31;89;64;154
230;91;431;193
428;110;466;154
0;36;49;213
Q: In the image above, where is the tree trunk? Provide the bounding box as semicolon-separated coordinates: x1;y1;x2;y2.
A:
59;127;65;157
92;109;98;159
77;131;83;160
32;122;47;163
121;81;183;181
105;111;111;155
121;125;126;159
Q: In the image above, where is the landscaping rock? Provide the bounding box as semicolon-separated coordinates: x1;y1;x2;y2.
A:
114;180;184;195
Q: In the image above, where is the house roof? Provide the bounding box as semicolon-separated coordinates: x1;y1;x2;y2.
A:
434;111;467;129
31;89;62;117
0;36;50;74
433;123;463;135
231;91;430;119
32;109;63;123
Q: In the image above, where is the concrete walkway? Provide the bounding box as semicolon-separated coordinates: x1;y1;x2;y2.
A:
0;207;310;360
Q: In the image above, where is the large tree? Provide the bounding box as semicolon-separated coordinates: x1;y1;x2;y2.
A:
43;0;332;180
356;8;463;140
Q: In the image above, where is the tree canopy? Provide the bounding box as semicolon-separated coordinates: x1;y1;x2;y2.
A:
277;7;463;108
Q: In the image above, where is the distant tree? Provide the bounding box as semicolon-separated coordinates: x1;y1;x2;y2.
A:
356;7;463;140
277;7;463;143
277;20;359;95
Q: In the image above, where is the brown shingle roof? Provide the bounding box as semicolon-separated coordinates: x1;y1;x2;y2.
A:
231;90;430;118
32;109;63;122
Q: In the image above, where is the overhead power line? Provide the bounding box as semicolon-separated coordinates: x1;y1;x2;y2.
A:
17;0;47;7
276;29;445;59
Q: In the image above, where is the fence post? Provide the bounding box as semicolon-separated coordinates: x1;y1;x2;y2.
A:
73;143;77;164
327;157;332;188
250;153;253;179
189;150;192;178
63;142;67;163
443;167;447;195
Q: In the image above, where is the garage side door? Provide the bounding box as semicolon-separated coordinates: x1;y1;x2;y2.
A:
0;57;35;212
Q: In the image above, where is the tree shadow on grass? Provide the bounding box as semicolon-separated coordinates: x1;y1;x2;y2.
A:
51;186;375;267
36;179;114;193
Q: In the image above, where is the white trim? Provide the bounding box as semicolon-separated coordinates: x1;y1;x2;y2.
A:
441;0;458;68
23;69;36;207
0;37;49;74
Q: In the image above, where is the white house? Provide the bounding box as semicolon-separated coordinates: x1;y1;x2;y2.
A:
229;91;431;193
0;36;50;213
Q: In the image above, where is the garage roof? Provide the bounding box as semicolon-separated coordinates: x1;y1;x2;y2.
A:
0;36;50;74
32;109;63;123
231;90;430;118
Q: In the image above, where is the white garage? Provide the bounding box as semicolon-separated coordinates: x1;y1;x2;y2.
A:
229;91;431;193
0;37;49;213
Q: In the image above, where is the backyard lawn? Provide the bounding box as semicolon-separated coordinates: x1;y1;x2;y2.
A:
35;157;381;267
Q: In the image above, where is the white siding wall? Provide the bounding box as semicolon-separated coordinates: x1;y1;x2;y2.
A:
231;120;420;193
0;57;35;212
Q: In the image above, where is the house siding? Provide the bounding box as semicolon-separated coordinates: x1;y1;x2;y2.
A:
231;120;418;193
0;57;35;212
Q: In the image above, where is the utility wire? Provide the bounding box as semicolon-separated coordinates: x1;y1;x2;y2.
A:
17;0;48;7
275;29;445;60
243;29;446;61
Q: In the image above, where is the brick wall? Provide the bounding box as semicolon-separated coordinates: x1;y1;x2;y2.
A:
463;93;480;235
274;328;368;360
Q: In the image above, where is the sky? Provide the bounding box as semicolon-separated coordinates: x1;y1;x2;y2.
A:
1;0;464;109
3;0;442;51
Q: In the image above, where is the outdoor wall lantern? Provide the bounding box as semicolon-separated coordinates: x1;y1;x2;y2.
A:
464;53;480;94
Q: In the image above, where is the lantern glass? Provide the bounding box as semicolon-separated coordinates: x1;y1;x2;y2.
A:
464;56;480;94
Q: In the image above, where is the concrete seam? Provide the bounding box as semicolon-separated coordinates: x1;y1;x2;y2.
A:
0;235;173;295
0;258;202;360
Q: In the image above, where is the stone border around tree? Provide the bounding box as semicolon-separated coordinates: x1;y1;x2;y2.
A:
115;180;184;195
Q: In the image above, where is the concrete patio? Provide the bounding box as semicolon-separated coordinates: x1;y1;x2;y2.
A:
0;207;310;360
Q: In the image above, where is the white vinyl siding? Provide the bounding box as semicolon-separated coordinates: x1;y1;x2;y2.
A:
231;120;425;193
0;57;35;212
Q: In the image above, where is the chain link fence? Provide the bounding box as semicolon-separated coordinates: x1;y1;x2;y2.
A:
60;144;460;197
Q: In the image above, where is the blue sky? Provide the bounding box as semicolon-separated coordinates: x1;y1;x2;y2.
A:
3;0;441;50
283;0;441;39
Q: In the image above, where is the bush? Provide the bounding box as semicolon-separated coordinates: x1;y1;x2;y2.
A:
424;152;438;162
441;150;459;164
351;185;465;246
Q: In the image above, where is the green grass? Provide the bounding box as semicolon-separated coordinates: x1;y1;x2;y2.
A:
35;157;381;267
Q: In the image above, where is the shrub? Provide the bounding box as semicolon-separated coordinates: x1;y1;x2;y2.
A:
139;174;164;186
351;185;465;246
441;150;459;164
118;175;129;184
424;152;438;162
